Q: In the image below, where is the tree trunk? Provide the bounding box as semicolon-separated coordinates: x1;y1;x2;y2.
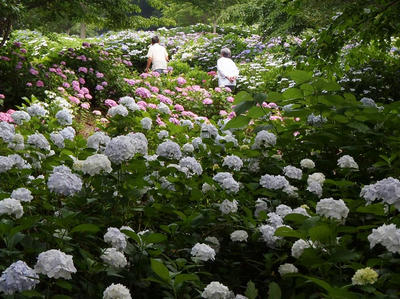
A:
0;19;12;48
212;20;217;34
66;27;71;35
80;23;86;39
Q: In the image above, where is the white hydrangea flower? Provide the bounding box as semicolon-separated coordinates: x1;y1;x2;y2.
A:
50;132;65;148
27;103;48;117
104;227;127;251
156;140;182;160
201;281;231;299
81;154;112;176
337;155;359;169
126;132;148;155
157;130;169;140
360;177;400;210
276;204;293;218
219;199;238;214
191;243;216;261
55;109;73;126
259;224;282;246
192;137;205;150
307;113;327;125
267;212;284;227
140;117;152;130
202;183;215;193
27;133;50;151
11;188;33;202
0;198;23;219
283;165;302;180
179;157;203;176
283;184;299;198
254;198;269;217
119;96;138;111
8;133;24;151
182;143;194;154
300;158;315;169
108;105;129;117
105;136;136;164
158;102;171;114
34;249;77;279
103;283;132;299
291;239;311;258
351;267;378;285
260;174;289;190
230;230;248;242
60;127;75;141
180;119;194;129
0;156;14;173
0;121;15;143
252;130;276;149
223;155;243;171
0;260;39;295
368;224;400;253
291;207;310;217
307;173;325;185
221;178;240;193
278;263;298;276
8;154;30;169
11;111;31;125
87;132;111;152
101;248;128;268
47;166;82;196
205;236;220;253
316;198;349;221
307;181;323;197
213;172;233;184
200;123;218;139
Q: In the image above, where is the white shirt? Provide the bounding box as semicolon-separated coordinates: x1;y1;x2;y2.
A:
217;57;239;87
146;43;168;70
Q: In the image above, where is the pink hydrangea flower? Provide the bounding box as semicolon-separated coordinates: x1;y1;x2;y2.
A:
81;103;90;109
92;110;102;116
203;98;213;105
269;102;278;108
174;104;184;112
63;82;71;88
105;99;118;107
219;110;228;116
100;118;109;123
0;94;5;99
177;77;187;86
156;115;166;127
293;131;300;136
7;109;15;114
79;77;86;84
77;93;85;99
0;112;13;122
158;94;173;105
214;87;222;93
36;80;44;87
225;87;232;92
29;68;39;76
101;81;108;87
85;94;92;100
169;117;180;125
295;117;300;121
96;72;104;78
68;96;80;104
57;87;65;93
96;85;104;91
26;82;32;87
137;101;148;110
151;86;159;93
228;111;236;119
226;96;234;103
81;87;89;94
148;103;157;109
136;87;152;98
140;73;150;79
78;67;88;73
151;71;160;77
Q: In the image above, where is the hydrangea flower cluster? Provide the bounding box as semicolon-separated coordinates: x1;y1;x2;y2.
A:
103;283;132;299
360;177;400;210
201;281;232;299
47;165;83;196
191;243;216;261
34;249;77;279
101;248;128;268
252;130;276;149
337;155;359;169
316;198;349;221
104;227;127;251
368;224;400;253
0;261;39;295
352;267;378;285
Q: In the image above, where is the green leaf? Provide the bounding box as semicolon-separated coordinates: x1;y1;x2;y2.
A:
268;282;281;299
174;273;199;286
235;101;255;115
267;91;284;101
283;88;303;100
356;204;385;216
21;290;44;298
121;229;142;244
151;259;171;283
234;91;253;104
347;122;370;133
142;233;167;244
274;226;304;238
289;70;312;84
71;224;100;234
245;281;259;299
55;280;72;291
52;296;72;299
224;116;251;129
247;106;266;118
309;224;334;243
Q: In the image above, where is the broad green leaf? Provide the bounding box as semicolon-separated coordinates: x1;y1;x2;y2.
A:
121;229;142;244
289;70;312;84
71;224;100;234
142;233;167;244
268;282;281;299
235;101;255;115
283;88;303;100
347;122;370;133
21;290;44;298
245;281;259;299
309;224;334;243
224;116;251;129
174;273;199;286
247;106;266;118
356;204;385;216
267;91;284;101
56;280;73;291
274;226;304;238
234;91;253;104
151;259;170;283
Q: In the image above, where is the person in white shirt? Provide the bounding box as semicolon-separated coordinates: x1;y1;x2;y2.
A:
217;48;239;91
145;36;169;74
